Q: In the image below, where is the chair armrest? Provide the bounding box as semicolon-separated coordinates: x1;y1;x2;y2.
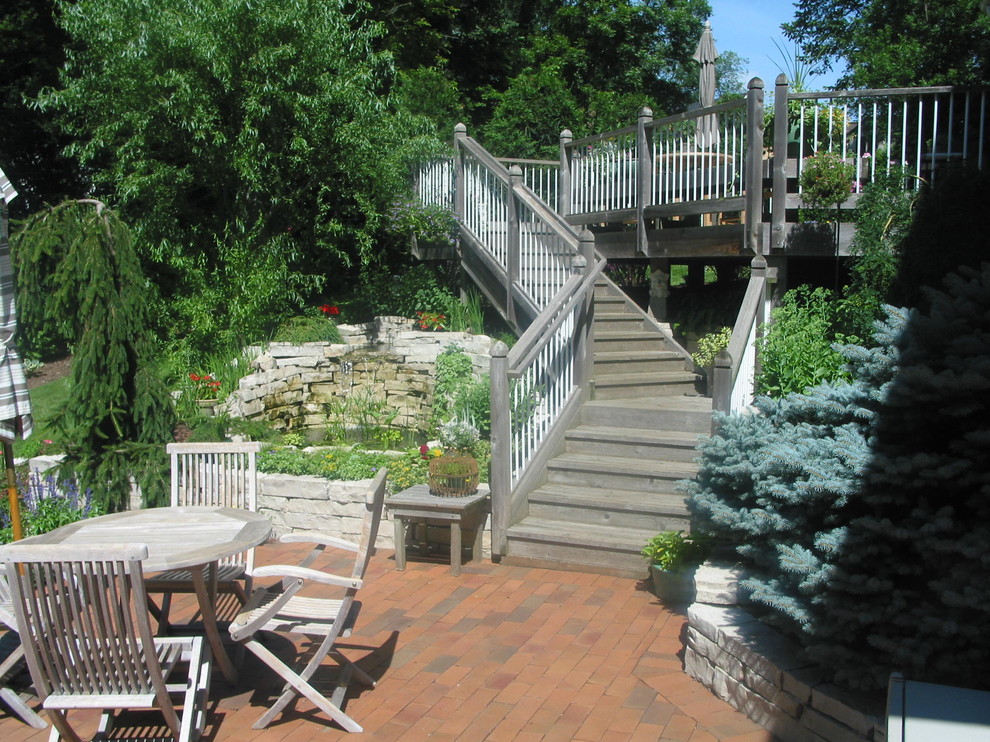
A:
251;564;363;589
279;531;360;553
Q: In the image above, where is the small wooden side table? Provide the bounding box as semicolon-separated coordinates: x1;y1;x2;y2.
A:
387;485;490;576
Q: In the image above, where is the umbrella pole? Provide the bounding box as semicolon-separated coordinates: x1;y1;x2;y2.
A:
4;441;23;541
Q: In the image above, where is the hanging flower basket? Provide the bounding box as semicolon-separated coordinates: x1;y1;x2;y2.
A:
428;453;479;497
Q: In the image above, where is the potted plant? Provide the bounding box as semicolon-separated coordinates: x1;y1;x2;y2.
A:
691;327;731;396
428;415;480;497
641;530;712;604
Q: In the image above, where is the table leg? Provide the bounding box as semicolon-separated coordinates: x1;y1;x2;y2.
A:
450;519;462;577
191;565;238;684
471;511;486;565
394;516;406;571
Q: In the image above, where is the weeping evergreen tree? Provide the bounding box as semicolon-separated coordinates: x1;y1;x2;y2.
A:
13;199;174;511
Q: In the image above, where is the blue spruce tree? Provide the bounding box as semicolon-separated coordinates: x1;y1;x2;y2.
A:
685;306;905;655
812;263;990;691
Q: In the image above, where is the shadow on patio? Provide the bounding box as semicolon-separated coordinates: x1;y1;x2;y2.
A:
0;540;772;742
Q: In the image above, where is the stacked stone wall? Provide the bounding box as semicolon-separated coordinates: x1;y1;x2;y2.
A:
224;316;493;434
685;600;885;742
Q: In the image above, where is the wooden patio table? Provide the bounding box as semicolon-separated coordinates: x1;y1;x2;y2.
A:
15;506;271;684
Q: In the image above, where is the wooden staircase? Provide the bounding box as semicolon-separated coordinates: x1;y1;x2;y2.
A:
502;282;713;578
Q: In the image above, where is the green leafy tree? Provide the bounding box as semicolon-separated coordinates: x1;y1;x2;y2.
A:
39;0;436;351
13;200;174;511
783;0;990;88
0;0;83;216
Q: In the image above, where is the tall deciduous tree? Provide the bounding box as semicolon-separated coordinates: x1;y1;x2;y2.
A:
39;0;434;352
783;0;990;88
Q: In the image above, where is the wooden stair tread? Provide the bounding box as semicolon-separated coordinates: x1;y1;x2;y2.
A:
594;349;684;361
529;483;690;514
593;370;696;384
566;425;701;449
506;517;659;550
582;395;712;413
548;452;698;478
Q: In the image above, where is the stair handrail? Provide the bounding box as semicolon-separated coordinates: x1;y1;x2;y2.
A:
489;233;605;558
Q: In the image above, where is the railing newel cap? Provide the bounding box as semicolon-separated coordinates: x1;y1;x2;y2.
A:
748;77;765;91
560;129;573;140
775;73;788;86
491;341;509;358
454;123;467;136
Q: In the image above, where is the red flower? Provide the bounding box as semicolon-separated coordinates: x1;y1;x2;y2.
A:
419;444;430;460
319;304;340;316
189;373;201;381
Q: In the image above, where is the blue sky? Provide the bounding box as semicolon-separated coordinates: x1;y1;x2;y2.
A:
707;0;842;91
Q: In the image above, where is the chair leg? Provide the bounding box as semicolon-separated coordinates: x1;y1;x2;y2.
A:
46;709;83;742
0;643;47;729
255;631;342;729
244;638;362;733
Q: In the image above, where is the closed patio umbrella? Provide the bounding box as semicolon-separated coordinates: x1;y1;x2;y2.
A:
0;167;32;541
693;21;719;149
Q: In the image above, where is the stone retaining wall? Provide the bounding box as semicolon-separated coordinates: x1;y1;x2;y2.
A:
684;573;886;742
223;316;493;433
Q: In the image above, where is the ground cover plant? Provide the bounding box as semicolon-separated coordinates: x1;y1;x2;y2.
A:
0;472;101;543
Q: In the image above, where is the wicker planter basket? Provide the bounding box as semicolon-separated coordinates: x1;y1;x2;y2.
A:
428;453;479;497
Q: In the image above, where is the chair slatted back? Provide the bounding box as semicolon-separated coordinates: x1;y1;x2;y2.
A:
0;544;169;706
168;441;263;572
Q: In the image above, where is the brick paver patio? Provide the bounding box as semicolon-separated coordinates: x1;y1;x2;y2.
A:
0;540;773;741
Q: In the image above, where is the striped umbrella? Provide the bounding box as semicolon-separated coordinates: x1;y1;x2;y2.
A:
0;167;32;541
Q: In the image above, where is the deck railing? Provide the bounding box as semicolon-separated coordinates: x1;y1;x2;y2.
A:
560;87;756;224
414;80;990;429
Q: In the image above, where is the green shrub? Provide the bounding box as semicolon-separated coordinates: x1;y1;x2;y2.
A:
1;472;103;544
756;286;856;397
691;327;731;368
271;315;342;344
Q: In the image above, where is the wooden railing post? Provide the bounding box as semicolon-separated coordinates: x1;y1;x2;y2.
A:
771;74;790;251
712;348;732;422
489;340;511;559
636;107;654;255
745;78;765;255
506;165;522;327
453;123;467;222
559;129;572;217
574;228;596;392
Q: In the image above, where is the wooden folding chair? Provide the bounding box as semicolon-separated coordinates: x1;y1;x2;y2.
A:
146;441;264;631
0;574;45;728
0;543;211;742
229;468;388;732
